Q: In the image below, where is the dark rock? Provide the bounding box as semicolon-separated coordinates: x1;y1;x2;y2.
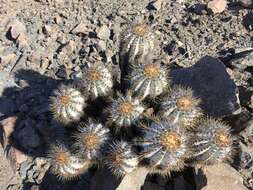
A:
190;3;207;15
163;41;177;55
171;56;241;117
55;65;67;79
242;13;253;31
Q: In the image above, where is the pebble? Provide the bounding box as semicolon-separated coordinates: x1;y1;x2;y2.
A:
207;0;227;13
239;0;253;8
0;116;17;147
96;25;111;40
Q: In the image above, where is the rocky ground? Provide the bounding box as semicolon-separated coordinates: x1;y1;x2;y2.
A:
0;0;252;189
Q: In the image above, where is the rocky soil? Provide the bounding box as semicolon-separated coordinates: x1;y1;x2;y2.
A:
0;0;252;190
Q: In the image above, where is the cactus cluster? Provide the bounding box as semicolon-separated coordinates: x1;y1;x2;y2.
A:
47;19;236;180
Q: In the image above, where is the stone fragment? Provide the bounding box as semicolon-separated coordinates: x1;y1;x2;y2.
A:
207;0;227;13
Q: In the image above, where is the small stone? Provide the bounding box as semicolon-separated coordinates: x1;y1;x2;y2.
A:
207;0;227;13
40;57;50;72
148;0;164;11
96;25;111;40
56;65;68;79
71;22;89;34
54;15;62;24
0;116;17;147
239;0;253;8
195;163;248;190
8;20;26;40
42;24;52;35
191;3;207;15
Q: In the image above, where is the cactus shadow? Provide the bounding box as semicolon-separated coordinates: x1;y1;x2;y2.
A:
0;69;64;158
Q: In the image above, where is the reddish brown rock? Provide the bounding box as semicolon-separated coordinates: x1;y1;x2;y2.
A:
8;147;28;166
0;116;17;147
207;0;227;13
